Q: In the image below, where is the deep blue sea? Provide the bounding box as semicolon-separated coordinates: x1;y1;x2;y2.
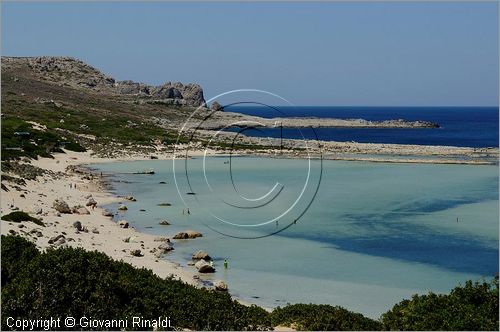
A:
225;106;499;147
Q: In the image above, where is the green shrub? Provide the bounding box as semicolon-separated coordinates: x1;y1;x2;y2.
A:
381;278;499;330
271;303;382;330
63;141;86;152
1;235;271;331
1;235;39;287
1;211;44;226
2;235;497;331
1;118;85;160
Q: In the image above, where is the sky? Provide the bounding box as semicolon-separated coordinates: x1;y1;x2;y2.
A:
2;2;498;106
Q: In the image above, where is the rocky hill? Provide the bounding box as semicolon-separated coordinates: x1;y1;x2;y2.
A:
2;56;205;107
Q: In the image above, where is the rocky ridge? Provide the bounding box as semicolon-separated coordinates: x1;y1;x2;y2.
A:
2;56;205;107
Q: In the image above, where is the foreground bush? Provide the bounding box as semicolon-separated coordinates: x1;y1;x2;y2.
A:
271;303;383;330
1;235;497;331
1;236;270;331
381;278;499;330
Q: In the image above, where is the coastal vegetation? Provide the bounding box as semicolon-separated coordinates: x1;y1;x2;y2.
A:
1;211;44;226
270;304;383;330
1;235;497;331
381;278;499;330
1;117;86;161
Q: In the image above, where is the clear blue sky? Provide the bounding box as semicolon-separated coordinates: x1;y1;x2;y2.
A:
2;2;498;106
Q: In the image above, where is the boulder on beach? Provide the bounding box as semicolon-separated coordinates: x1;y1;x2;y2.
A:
118;220;129;228
130;249;142;257
84;194;93;199
73;221;83;231
86;197;97;207
48;234;65;245
52;199;71;214
213;280;228;291
30;229;43;237
125;196;136;201
154;236;170;242
159;219;170;226
118;204;128;211
158;243;174;254
192;250;211;260
195;259;215;273
91;227;99;234
102;210;113;217
72;206;90;215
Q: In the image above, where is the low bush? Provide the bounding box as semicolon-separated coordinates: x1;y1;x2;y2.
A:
1;118;86;160
1;235;497;331
381;278;499;330
1;211;44;226
271;303;383;330
1;235;271;331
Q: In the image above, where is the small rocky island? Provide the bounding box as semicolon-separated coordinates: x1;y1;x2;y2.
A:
191;111;440;130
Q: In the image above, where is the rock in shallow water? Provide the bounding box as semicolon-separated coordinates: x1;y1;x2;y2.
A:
192;250;211;260
195;259;215;273
117;204;128;211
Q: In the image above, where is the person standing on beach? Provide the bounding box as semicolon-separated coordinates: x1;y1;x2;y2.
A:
224;259;228;269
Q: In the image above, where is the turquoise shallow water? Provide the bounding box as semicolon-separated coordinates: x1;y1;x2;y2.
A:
91;157;498;318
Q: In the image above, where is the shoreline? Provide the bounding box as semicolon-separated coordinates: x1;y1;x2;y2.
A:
1;150;200;288
1;147;497;313
0;149;275;311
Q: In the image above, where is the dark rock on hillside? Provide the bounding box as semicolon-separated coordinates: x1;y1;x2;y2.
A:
211;101;223;112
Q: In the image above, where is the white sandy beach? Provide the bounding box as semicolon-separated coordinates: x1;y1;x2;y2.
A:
1;150;200;286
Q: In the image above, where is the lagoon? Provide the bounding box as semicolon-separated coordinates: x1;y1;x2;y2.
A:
92;157;498;318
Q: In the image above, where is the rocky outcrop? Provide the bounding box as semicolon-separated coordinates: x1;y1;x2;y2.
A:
2;56;206;106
